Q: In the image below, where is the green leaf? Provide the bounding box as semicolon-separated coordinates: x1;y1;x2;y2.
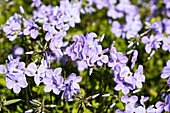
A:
4;99;21;106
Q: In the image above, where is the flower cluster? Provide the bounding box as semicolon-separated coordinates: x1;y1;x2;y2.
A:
66;33;108;71
0;55;27;93
116;94;170;112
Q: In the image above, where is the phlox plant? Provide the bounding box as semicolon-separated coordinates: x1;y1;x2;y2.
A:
0;0;169;112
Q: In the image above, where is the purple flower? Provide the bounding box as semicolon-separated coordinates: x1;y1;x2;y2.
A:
162;36;170;52
107;5;123;19
162;18;170;35
121;95;138;105
145;22;161;33
49;38;63;57
12;45;24;56
109;41;117;54
155;94;170;112
151;33;164;50
3;20;21;41
23;18;38;39
62;73;82;100
65;8;81;27
93;0;109;9
111;21;123;38
131;50;138;69
80;47;96;67
108;52;128;70
64;73;82;90
91;45;109;66
43;23;61;41
43;68;65;95
0;55;27;93
134;65;145;88
6;73;27;93
31;0;42;7
34;5;53;23
56;22;69;37
140;96;149;107
141;35;154;54
65;43;79;61
119;66;136;84
25;62;46;85
115;81;134;95
161;60;170;86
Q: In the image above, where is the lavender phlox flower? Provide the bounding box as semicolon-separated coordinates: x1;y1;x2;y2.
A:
52;6;67;23
152;33;164;50
3;20;21;41
6;73;27;93
91;45;109;66
49;38;63;57
134;65;145;88
115;0;131;13
61;86;79;101
0;55;25;75
65;8;81;27
162;36;170;52
161;60;170;86
93;0;109;9
31;0;42;7
80;47;96;67
109;41;117;54
111;21;123;38
155;94;170;112
60;0;72;11
12;45;24;56
121;95;138;105
72;34;85;53
145;105;156;113
162;18;170;35
65;43;78;61
35;5;53;23
23;18;38;39
119;66;136;84
25;62;46;85
43;68;64;95
44;52;51;68
140;96;149;107
76;60;88;71
62;73;82;100
108;52;128;70
141;35;154;54
64;73;82;90
115;81;134;95
131;50;138;69
85;32;97;42
84;6;95;14
56;22;69;37
107;5;123;19
145;22;161;33
43;23;61;41
6;13;24;25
